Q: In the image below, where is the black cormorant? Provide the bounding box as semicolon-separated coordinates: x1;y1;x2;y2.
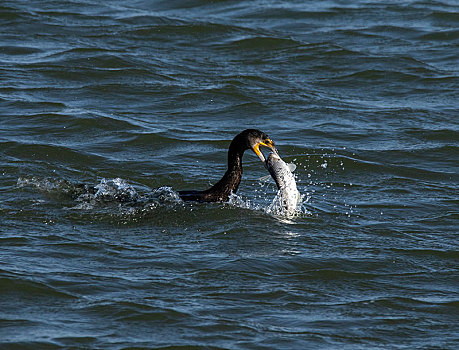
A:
178;129;277;202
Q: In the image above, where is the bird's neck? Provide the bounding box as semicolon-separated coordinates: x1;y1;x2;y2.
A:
204;143;245;201
227;142;244;171
219;144;244;188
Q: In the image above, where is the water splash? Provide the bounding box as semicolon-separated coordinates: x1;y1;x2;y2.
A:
94;178;139;202
17;176;62;191
228;189;311;220
147;186;183;204
265;190;304;218
71;177;139;210
17;177;182;210
17;176;312;221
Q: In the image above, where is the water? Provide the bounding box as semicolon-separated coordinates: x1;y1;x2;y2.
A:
1;0;458;348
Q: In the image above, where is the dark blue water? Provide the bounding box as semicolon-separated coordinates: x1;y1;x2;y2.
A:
1;1;458;349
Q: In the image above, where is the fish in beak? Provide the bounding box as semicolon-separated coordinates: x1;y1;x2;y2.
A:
253;138;278;163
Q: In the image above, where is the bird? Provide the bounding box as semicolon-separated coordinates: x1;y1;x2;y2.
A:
178;129;277;202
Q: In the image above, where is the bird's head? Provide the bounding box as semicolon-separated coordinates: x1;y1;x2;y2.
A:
241;129;278;163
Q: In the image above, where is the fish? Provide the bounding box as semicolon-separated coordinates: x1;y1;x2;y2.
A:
264;152;301;215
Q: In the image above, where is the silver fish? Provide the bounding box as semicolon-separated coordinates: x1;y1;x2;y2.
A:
264;152;301;214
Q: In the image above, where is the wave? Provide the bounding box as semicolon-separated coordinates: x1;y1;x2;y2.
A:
219;36;302;51
0;274;77;300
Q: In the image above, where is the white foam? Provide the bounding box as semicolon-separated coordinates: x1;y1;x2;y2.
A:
228;187;311;220
93;177;139;202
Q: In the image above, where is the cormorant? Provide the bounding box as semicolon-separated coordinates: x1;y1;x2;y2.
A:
178;129;277;202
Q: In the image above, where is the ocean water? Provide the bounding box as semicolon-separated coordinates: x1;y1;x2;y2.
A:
1;0;458;349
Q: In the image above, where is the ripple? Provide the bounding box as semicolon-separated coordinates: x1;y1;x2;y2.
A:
0;275;77;300
0;45;43;56
221;36;302;51
419;29;459;41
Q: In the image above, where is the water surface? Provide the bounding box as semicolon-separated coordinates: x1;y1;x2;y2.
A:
1;0;458;349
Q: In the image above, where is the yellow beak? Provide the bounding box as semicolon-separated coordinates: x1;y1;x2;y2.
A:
253;139;277;162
